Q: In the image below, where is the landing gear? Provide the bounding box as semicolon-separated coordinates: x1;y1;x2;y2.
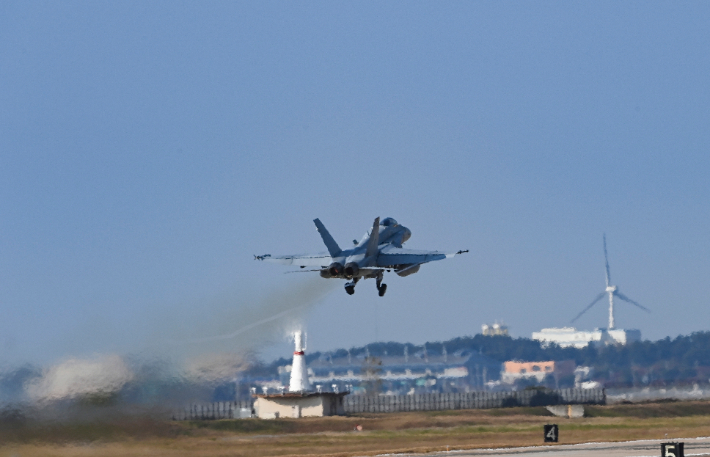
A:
378;283;387;297
376;271;387;297
344;277;359;295
344;272;388;296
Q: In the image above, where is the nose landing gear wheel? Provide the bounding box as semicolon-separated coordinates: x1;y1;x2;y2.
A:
378;284;387;297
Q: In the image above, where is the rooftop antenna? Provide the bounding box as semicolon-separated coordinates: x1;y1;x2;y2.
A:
571;234;650;329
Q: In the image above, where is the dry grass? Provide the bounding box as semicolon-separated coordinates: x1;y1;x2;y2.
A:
3;401;710;457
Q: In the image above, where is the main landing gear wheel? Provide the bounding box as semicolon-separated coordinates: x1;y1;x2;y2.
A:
378;284;387;297
344;278;359;295
375;271;387;297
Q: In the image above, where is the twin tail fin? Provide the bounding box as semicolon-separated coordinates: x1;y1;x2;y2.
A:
313;218;342;257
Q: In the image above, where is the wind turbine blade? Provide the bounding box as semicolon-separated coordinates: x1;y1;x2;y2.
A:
614;290;651;313
604;233;611;287
571;291;607;323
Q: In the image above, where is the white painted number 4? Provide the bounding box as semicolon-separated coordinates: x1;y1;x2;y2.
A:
546;428;556;441
544;424;558;443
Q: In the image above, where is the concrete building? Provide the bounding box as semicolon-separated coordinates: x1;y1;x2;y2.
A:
501;360;575;384
532;327;641;348
253;391;347;419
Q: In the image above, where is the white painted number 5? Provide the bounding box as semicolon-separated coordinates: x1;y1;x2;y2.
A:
666;446;676;457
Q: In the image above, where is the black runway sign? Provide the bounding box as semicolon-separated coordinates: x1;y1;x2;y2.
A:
662;443;684;457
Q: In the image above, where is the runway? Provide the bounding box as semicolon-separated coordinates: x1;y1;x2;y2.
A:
407;436;710;457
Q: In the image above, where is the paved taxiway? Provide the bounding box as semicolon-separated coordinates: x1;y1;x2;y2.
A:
399;436;710;457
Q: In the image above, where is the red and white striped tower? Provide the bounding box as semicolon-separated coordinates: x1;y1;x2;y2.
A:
289;330;310;392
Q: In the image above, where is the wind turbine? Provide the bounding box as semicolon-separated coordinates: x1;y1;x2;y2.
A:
571;234;650;329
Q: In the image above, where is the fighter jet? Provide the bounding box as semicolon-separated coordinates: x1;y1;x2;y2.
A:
255;217;468;296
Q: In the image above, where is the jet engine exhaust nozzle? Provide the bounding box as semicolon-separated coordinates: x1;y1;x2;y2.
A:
344;262;359;279
328;262;344;277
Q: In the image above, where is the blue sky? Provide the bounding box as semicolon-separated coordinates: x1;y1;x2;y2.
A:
1;2;709;365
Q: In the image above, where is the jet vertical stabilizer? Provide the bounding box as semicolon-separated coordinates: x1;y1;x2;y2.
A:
313;218;342;257
365;217;380;260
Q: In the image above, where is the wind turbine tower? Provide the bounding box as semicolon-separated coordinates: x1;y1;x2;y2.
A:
604;235;617;329
572;234;650;330
533;235;650;348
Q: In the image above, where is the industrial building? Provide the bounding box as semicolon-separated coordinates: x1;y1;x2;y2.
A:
278;348;500;395
500;360;575;384
532;327;641;348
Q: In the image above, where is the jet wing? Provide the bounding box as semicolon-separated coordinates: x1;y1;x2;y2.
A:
255;253;332;267
376;246;466;267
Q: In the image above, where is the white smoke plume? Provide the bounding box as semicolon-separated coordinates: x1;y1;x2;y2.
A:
13;277;336;406
182;353;251;384
161;276;337;358
26;354;133;402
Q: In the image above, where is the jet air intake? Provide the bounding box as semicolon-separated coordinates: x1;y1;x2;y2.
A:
328;262;344;277
401;228;412;243
344;262;359;279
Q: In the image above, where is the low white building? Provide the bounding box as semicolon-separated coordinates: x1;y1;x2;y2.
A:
532;327;641;348
254;392;347;419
